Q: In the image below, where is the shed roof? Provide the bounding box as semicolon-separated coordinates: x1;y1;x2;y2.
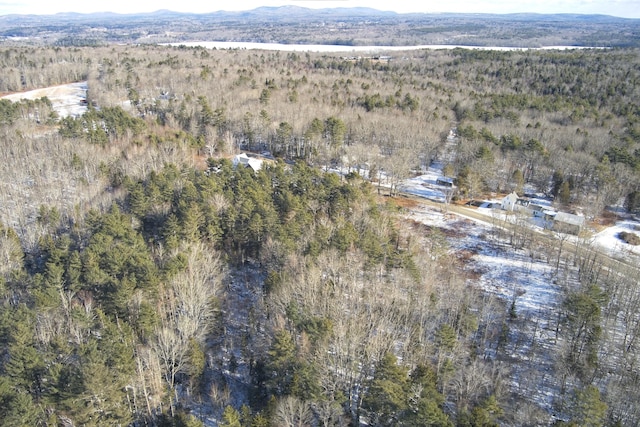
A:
233;153;263;171
436;176;455;184
554;211;585;226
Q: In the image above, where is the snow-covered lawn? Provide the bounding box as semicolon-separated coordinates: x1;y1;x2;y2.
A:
398;170;450;202
591;219;640;258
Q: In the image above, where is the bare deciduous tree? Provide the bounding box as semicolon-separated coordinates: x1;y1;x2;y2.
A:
274;396;314;427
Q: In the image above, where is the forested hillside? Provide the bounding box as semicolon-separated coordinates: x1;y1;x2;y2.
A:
1;44;640;426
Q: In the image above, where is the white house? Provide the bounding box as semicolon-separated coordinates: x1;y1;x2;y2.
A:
501;192;519;211
232;153;263;172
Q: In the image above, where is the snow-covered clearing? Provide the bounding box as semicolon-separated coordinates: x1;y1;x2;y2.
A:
406;201;560;313
398;171;449;203
591;218;640;259
2;81;88;118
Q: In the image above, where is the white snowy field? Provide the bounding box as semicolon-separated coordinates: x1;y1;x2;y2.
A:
398;171;449;202
1;81;88;118
405;201;560;315
590;218;640;258
470;204;640;262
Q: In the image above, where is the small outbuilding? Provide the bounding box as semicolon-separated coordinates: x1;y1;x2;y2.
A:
552;211;585;235
436;176;455;188
232;153;263;172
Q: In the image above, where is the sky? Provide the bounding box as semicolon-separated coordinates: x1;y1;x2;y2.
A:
0;0;638;19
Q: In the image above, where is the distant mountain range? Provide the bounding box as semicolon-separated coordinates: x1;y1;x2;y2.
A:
1;6;635;22
1;6;638;48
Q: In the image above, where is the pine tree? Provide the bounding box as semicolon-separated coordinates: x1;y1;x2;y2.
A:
562;284;606;381
266;330;297;396
3;306;44;396
511;169;525;194
219;405;242;427
407;365;453;426
567;385;607;427
0;377;41;427
362;352;409;426
559;180;571;205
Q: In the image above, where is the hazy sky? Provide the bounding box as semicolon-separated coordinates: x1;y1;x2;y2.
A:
1;0;638;18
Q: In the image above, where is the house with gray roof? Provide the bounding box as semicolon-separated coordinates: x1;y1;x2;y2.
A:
552;211;585;235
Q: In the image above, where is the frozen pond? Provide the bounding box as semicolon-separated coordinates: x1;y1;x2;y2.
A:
164;41;598;52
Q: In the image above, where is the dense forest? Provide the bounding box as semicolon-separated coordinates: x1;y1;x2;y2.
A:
0;43;640;426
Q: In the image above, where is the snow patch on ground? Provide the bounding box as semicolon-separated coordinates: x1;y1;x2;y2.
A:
591;219;640;258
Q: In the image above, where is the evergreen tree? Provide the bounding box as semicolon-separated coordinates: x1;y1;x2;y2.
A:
461;395;503;427
265;330;297;396
324;116;346;148
3;306;44;396
407;365;453;426
562;284;606;381
0;377;41;427
624;190;640;213
566;385;608;427
219;405;242;427
362;352;409;426
558;180;571;205
511;169;525;194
